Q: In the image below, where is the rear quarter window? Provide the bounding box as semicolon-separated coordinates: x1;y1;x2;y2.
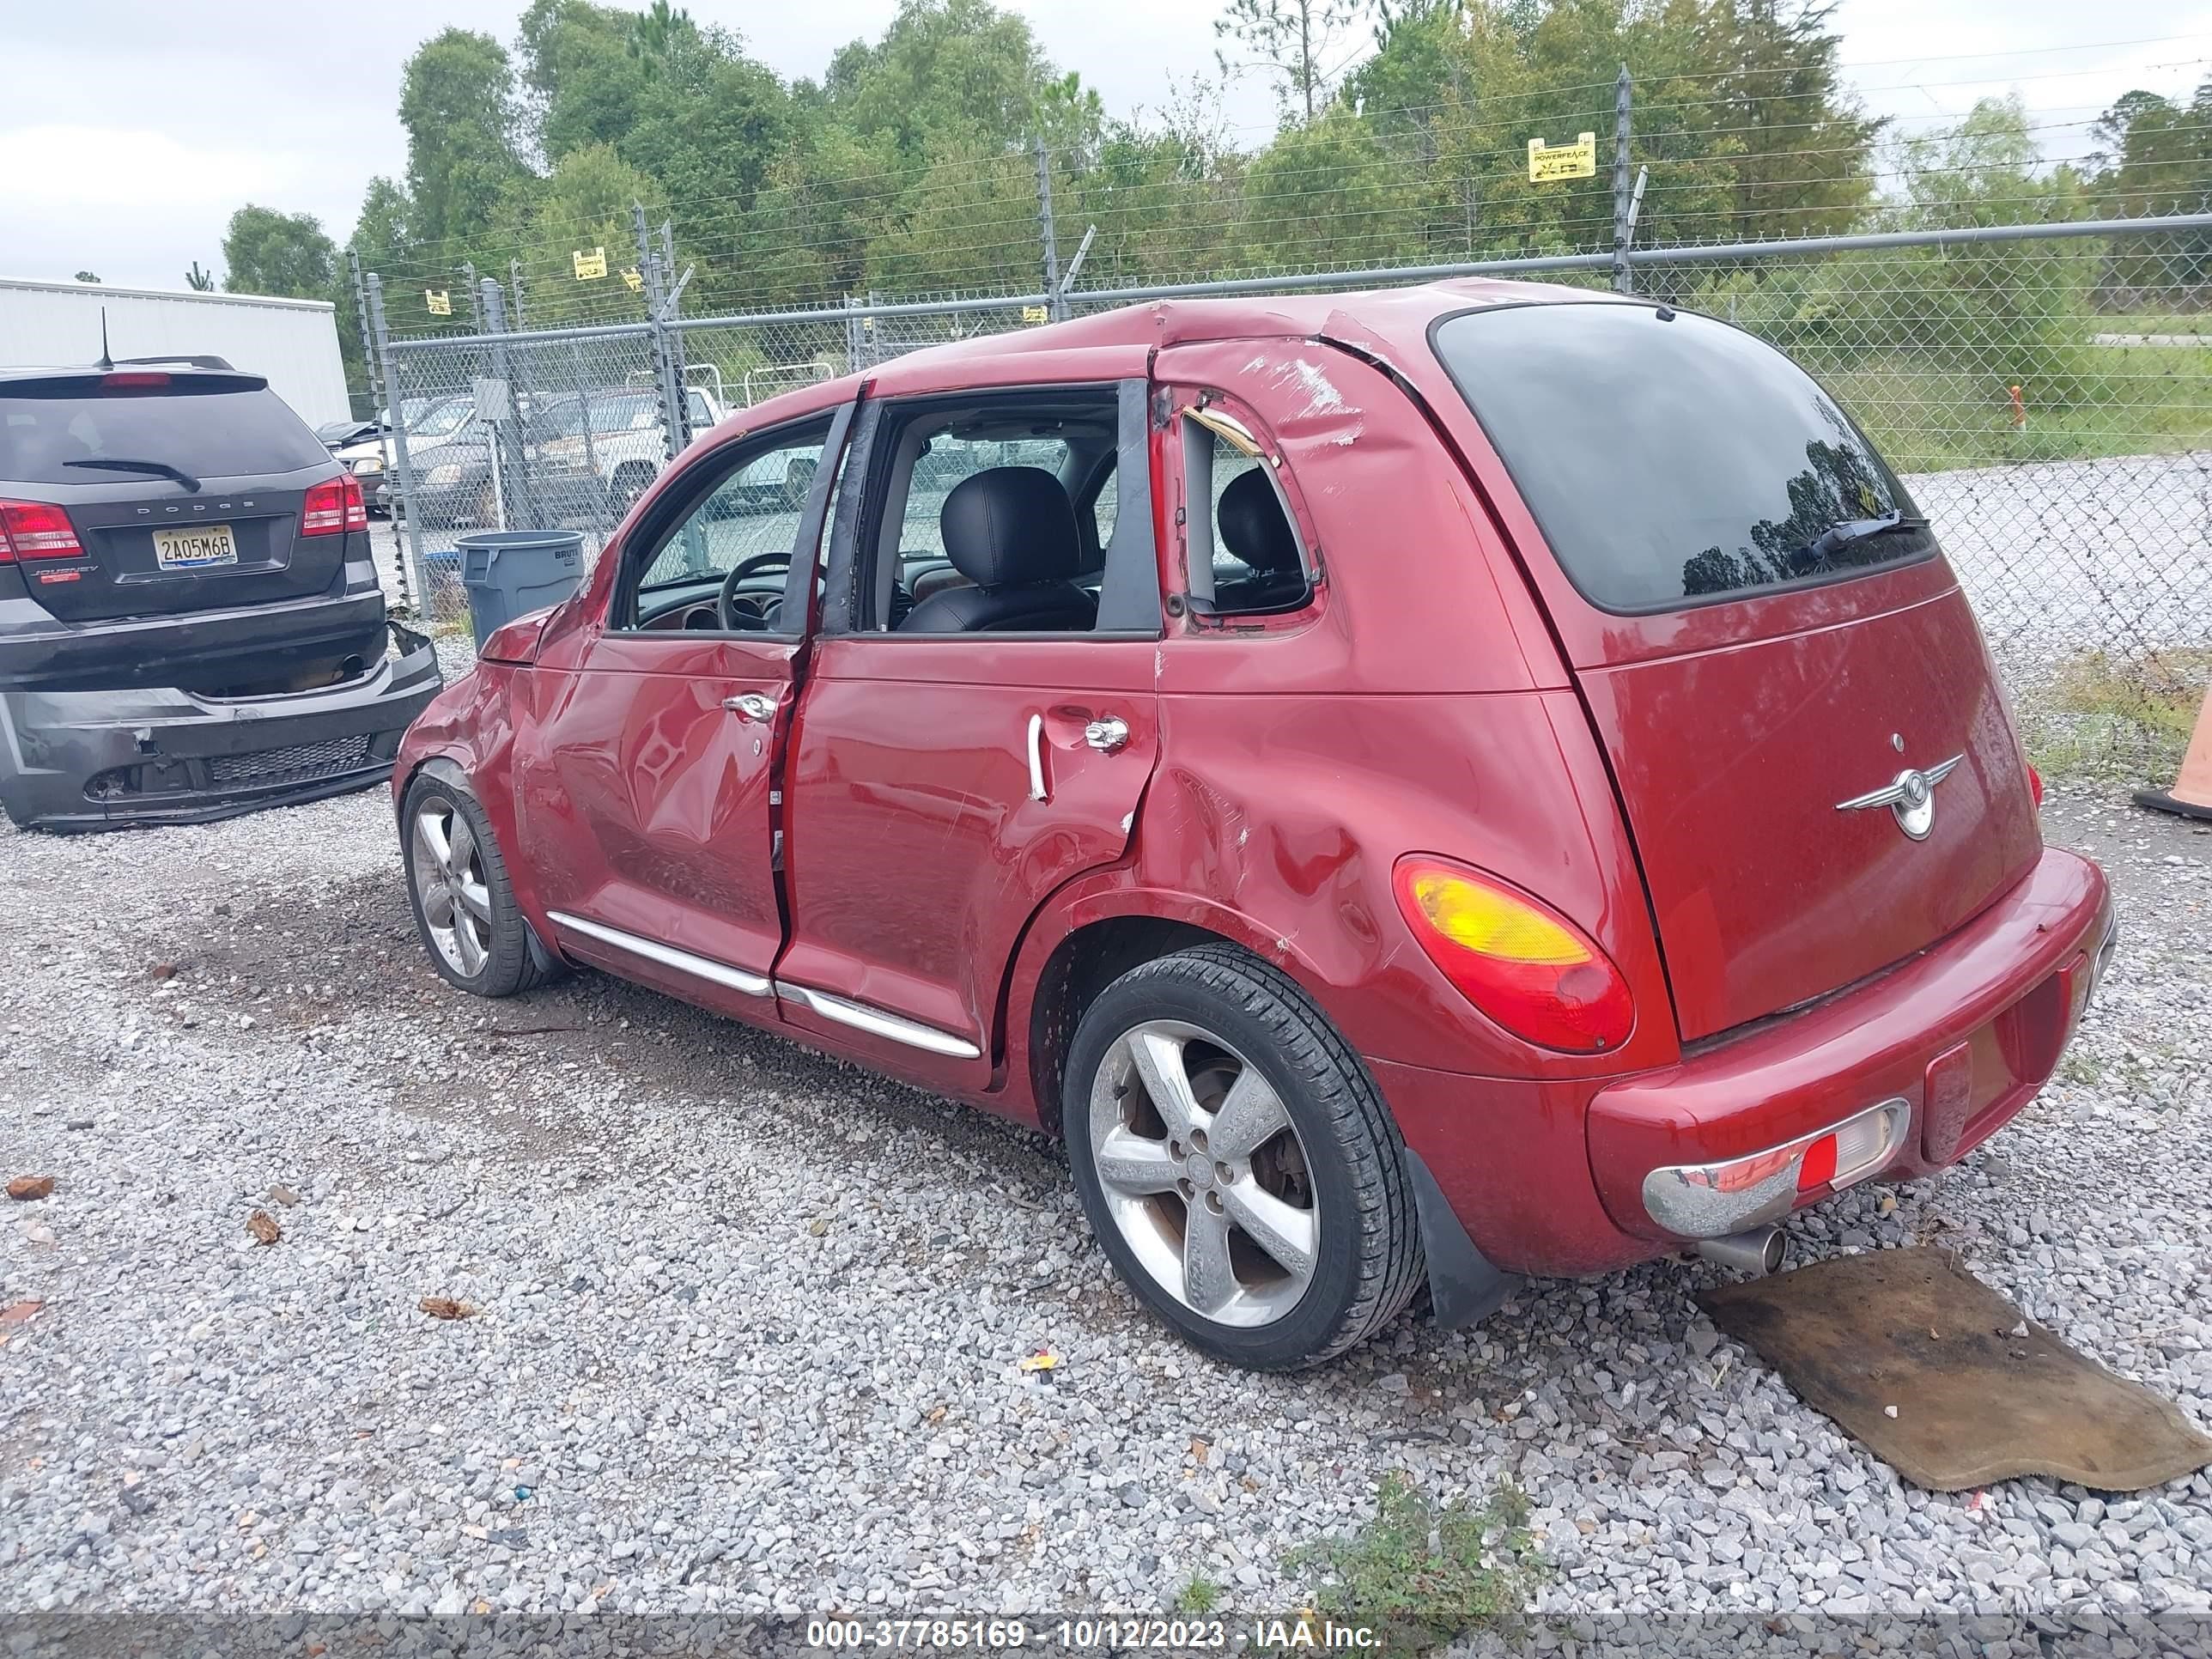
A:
1;385;330;484
1431;302;1934;613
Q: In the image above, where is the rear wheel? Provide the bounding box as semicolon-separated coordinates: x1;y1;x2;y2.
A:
401;767;562;998
1063;945;1424;1370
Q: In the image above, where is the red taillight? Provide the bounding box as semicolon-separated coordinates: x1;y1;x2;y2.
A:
101;371;170;390
0;499;86;562
2027;763;2044;809
1796;1133;1839;1192
1391;855;1635;1054
300;473;367;536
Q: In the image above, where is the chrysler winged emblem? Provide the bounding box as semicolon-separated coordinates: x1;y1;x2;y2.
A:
1836;755;1962;842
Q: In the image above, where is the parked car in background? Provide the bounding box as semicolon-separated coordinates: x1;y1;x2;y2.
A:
408;401;602;532
317;416;381;452
531;386;726;514
392;282;2112;1370
1;358;440;830
335;396;472;516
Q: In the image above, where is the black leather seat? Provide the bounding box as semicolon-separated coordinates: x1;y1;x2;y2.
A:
898;466;1099;634
1213;468;1308;611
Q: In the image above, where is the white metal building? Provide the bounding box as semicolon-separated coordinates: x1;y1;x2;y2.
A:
0;276;351;427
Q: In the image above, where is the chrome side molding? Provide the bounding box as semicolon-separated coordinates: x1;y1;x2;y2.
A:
545;911;774;999
543;912;982;1059
776;983;982;1060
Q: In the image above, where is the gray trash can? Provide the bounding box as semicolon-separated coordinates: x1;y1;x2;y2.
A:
454;531;584;652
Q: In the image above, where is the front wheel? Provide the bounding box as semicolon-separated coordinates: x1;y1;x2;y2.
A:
401;767;562;998
1063;945;1424;1370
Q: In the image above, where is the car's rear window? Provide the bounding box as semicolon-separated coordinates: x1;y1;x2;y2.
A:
0;385;330;485
1431;302;1933;612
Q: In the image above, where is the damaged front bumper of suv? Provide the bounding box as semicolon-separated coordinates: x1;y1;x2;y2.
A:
0;623;442;832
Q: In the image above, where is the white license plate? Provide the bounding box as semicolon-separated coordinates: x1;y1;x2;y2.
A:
152;524;238;570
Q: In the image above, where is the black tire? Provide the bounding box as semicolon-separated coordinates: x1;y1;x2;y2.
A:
611;464;655;513
399;763;565;998
1063;944;1424;1370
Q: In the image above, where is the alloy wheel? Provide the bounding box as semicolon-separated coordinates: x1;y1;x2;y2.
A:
410;799;494;978
1086;1018;1319;1328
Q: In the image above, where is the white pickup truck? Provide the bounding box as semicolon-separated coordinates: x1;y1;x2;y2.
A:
533;385;728;514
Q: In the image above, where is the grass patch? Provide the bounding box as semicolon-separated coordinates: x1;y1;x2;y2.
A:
1279;1474;1536;1657
2038;647;2211;777
1821;353;2212;472
2058;1049;2109;1086
1173;1575;1222;1616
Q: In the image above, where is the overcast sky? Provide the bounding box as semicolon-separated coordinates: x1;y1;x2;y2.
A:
3;0;2209;292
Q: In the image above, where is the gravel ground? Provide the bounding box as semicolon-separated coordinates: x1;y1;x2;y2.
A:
1;779;2208;1640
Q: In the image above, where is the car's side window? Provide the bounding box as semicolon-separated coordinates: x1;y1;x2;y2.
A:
1182;416;1313;618
1087;465;1118;550
850;386;1152;636
611;418;833;633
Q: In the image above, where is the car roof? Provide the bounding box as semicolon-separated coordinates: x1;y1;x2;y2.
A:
888;276;1632;386
718;277;1630;434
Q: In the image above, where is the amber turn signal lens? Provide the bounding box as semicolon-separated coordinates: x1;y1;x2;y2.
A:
1391;856;1635;1054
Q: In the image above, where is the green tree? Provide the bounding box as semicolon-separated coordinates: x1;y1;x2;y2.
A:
1238;105;1419;270
1216;0;1376;125
1343;0;1880;257
1891;92;2075;229
74;271;100;283
185;261;216;291
350;176;416;273
2089;77;2212;292
222;205;338;298
824;0;1058;158
505;143;659;327
1062;75;1242;288
399;28;527;246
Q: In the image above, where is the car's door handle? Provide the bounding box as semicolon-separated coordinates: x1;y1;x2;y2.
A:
722;693;776;721
1085;716;1131;753
1026;713;1048;801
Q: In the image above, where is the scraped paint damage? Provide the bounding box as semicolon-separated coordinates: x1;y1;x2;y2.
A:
1241;352;1353;421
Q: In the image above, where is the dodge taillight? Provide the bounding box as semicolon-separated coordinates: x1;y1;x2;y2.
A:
1392;855;1635;1053
301;473;367;536
0;499;85;562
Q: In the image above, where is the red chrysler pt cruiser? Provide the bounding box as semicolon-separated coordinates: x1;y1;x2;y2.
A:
394;281;2113;1371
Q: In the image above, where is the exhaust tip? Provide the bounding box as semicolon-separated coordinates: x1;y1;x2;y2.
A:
1692;1225;1787;1277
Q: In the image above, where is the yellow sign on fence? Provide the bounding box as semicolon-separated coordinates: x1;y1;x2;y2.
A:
573;246;609;280
622;267;644;293
1527;132;1597;183
423;289;452;316
1020;305;1050;324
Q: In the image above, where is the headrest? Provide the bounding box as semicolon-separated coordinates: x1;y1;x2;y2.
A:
1218;467;1301;573
939;466;1081;587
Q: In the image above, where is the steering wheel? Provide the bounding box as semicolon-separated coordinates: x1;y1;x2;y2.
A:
719;552;791;632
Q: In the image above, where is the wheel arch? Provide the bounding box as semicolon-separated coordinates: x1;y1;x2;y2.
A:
1004;878;1522;1331
1002;877;1355;1141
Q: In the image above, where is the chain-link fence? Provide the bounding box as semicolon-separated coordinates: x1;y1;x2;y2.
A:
366;210;2212;777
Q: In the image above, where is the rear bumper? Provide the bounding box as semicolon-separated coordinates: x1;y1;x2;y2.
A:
1372;845;2110;1278
0;586;389;694
1588;844;2112;1243
0;623;441;832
